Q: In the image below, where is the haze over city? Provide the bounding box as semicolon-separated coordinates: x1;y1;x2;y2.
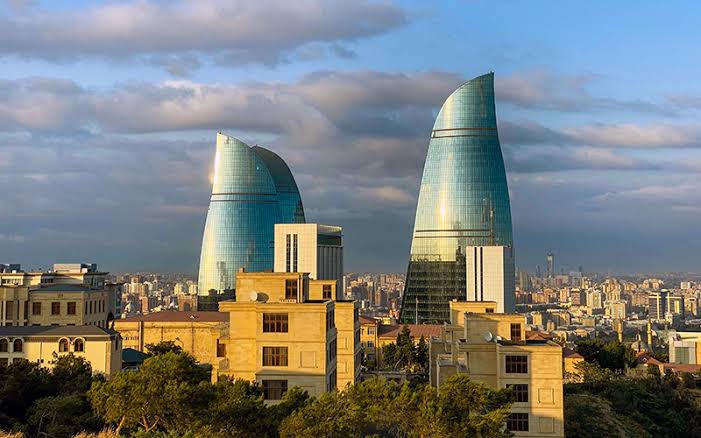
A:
2;0;701;274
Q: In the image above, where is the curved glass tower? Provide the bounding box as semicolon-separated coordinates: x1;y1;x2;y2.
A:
399;72;514;323
197;133;305;305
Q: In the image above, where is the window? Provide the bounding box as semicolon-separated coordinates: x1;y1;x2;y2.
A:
51;302;60;316
507;384;529;403
510;323;522;341
67;302;76;315
31;302;42;315
507;413;529;432
0;358;7;367
59;338;69;353
262;380;288;400
12;339;22;353
505;355;528;374
216;340;226;358
5;301;13;319
285;279;298;300
0;339;8;352
74;338;84;353
323;285;333;300
328;338;337;363
326;309;335;332
263;347;288;366
367;327;375;335
263;313;289;333
486;308;495;313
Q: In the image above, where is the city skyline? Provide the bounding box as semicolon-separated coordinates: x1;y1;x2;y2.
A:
4;1;701;273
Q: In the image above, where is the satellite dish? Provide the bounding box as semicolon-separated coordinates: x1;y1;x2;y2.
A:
249;291;260;302
483;331;493;342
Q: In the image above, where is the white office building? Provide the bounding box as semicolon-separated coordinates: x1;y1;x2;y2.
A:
465;246;515;313
274;224;343;297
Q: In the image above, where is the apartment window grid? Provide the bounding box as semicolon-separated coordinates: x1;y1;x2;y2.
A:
507;413;529;432
505;355;528;374
51;302;60;316
507;384;529;403
262;346;288;366
263;313;289;333
285;279;298;300
323;285;333;300
510;323;522;341
262;380;288;400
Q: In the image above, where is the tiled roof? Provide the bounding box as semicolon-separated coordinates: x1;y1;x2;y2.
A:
562;347;583;359
526;330;553;341
359;316;378;325
119;311;229;323
377;324;443;339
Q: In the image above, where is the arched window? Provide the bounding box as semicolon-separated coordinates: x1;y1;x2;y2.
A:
58;338;69;353
0;338;8;352
12;339;22;353
73;338;85;353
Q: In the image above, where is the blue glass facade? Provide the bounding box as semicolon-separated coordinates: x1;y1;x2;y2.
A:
400;73;514;323
197;133;305;301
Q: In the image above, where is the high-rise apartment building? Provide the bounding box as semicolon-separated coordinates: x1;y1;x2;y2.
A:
197;133;305;309
465;245;514;313
274;224;343;296
648;291;667;321
546;253;554;279
400;73;514;323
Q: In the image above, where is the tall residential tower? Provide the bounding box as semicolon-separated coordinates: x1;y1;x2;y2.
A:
197;133;305;309
400;73;514;323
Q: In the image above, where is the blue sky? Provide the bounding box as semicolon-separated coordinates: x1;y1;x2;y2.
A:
2;0;701;275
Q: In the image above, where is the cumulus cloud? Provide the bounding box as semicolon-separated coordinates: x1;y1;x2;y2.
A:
0;0;408;71
496;69;671;115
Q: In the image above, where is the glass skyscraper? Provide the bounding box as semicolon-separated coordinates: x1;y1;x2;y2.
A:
197;133;305;307
399;72;514;323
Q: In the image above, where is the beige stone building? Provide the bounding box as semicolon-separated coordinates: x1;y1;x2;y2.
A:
0;325;122;377
113;311;228;365
430;301;564;437
217;271;360;401
0;263;116;328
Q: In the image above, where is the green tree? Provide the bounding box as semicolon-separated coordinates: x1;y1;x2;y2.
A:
145;341;183;356
28;394;103;438
50;353;96;394
89;352;210;434
437;375;512;438
0;359;51;430
415;336;429;371
575;339;636;371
